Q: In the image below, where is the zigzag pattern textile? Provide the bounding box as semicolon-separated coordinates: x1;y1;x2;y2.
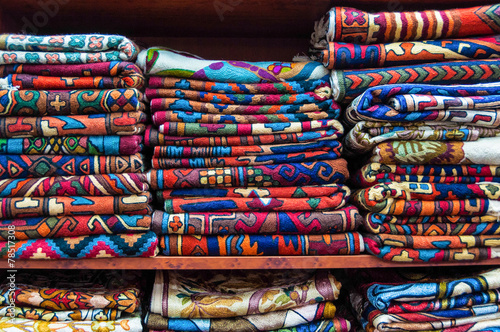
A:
0;34;156;260
344;267;500;332
138;47;362;258
0;270;145;331
343;82;500;263
146;270;353;331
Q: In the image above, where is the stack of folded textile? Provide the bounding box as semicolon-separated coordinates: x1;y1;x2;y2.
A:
145;269;353;332
0;270;144;331
0;34;158;259
345;267;500;331
345;83;500;263
309;4;500;103
137;48;364;256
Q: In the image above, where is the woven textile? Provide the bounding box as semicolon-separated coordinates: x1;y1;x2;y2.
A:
153;140;341;157
0;135;143;155
0;61;144;89
151;206;361;235
369;138;500;165
354;163;500;187
0;314;143;332
0;173;148;197
331;59;500;102
311;5;500;47
145;89;332;105
148;319;350;332
0;89;144;116
313;36;500;69
0;194;152;218
149;76;330;94
152;111;337;126
145;126;342;147
147;160;349;189
345;122;500;155
158;119;341;136
137;48;329;83
0;154;144;179
0;34;139;63
151;270;341;318
364;234;500;249
0;231;158;259
150;99;336;115
146;311;351;332
0;112;146;138
161;194;348;213
1;214;152;240
1;306;121;321
160;233;363;256
345;82;500;125
152;151;339;168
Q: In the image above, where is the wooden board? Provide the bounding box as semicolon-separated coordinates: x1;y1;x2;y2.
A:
4;256;500;270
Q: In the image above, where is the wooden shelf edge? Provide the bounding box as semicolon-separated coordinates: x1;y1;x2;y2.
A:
3;256;500;270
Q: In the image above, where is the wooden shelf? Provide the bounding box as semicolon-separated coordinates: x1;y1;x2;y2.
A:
4;256;500;270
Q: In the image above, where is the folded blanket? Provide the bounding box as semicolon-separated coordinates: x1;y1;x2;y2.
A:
311;5;500;47
364;234;500;249
364;219;500;236
153;140;341;157
0;135;143;155
158;119;341;136
151;270;341;318
0;61;144;89
147;159;349;189
345;122;500;155
149;76;330;94
355;163;500;187
157;184;348;198
3;281;139;312
145;304;343;332
345;82;500;125
152;110;337;126
0;173;148;197
150;98;336;115
0;231;158;259
313;36;500;69
148;319;351;332
370;138;500;165
0;34;139;63
332;59;500;102
145;126;342;147
151;206;361;235
0;194;152;218
160;233;363;255
0;88;144;116
0;111;146;138
1;214;152;240
2;306;121;321
0;154;144;179
367;303;500;332
137;48;329;82
152;151;339;168
162;194;348;213
366;267;500;311
366;213;499;225
146;89;331;105
0;314;143;332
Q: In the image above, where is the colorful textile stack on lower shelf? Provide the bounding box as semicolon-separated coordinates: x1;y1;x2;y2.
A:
345;83;500;263
0;270;144;331
137;48;364;256
0;34;158;259
145;269;352;332
308;4;500;103
345;267;500;332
